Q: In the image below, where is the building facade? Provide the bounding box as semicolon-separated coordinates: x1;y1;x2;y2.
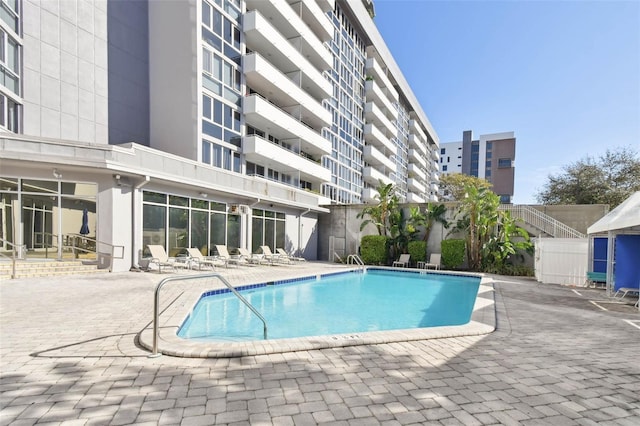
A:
0;0;439;270
440;130;516;203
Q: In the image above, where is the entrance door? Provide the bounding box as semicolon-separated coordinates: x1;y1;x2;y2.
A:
23;196;55;257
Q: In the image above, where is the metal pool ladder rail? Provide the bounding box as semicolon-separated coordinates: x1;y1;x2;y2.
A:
346;254;365;270
150;273;268;357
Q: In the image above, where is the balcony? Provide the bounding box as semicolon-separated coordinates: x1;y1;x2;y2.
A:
408;149;426;169
286;0;332;42
408;163;426;181
430;183;439;192
244;53;331;130
407;178;425;194
365;57;398;102
365;79;398;121
433;162;440;172
245;0;331;72
365;102;396;136
243;135;330;186
315;0;334;12
409;119;427;141
244;94;331;157
406;193;425;203
363;166;393;187
363;145;395;171
362;187;377;203
431;172;440;183
431;148;440;162
364;123;395;153
244;10;332;101
408;134;427;156
429;193;439;202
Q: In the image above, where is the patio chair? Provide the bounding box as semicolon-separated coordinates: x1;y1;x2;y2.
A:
146;245;190;273
185;247;223;270
424;253;441;270
393;253;410;268
213;245;240;268
237;247;266;265
276;248;306;262
259;246;281;264
613;286;640;300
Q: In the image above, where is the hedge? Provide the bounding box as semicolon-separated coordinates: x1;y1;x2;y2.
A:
407;241;427;265
361;235;388;265
441;239;465;269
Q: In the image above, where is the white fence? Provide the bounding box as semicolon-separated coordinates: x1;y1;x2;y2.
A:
535;238;588;286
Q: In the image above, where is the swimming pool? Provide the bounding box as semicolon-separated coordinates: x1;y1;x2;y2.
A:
178;269;481;342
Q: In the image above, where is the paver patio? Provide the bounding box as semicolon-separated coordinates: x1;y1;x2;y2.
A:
1;263;639;425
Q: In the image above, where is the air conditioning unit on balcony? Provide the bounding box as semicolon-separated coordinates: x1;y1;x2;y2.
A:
229;204;249;215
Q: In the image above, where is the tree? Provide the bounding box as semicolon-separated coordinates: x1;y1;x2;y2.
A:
449;182;532;272
357;181;399;236
422;203;449;243
536;146;640;208
439;173;492;201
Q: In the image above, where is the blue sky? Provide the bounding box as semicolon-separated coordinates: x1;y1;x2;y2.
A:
373;0;640;204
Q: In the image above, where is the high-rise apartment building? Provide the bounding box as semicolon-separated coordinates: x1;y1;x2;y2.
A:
0;0;439;270
440;130;516;203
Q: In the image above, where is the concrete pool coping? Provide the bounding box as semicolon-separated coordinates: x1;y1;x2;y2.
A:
137;267;496;358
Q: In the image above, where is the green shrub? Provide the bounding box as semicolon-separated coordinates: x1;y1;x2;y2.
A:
361;235;388;265
407;241;426;265
441;239;465;269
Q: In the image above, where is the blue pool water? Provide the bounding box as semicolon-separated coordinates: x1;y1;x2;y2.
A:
178;269;480;341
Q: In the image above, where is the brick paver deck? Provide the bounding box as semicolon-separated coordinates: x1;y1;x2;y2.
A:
1;263;639;425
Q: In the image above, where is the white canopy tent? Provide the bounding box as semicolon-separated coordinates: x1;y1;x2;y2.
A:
587;191;640;308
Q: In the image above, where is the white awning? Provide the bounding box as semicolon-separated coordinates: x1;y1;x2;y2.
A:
587;191;640;234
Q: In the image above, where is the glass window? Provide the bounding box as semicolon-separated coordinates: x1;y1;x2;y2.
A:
191;209;208;252
202;121;222;139
168;207;188;256
202;48;212;74
498;158;512;168
212;145;222;167
21;179;58;194
202;140;211;164
213;100;222;124
227;214;240;249
202;0;211;27
143;204;166;248
210;212;226;252
202;95;211;119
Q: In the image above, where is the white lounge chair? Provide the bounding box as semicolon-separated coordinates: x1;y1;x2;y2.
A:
185;247;223;270
259;246;281;264
613;287;639;300
214;245;240;268
237;247;266;265
393;254;410;268
424;253;441;270
146;245;190;273
276;248;306;262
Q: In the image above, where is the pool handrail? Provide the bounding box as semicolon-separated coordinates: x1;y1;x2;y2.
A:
346;254;365;270
150;273;268;357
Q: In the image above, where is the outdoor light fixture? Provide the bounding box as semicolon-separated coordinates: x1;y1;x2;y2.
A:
52;168;62;179
199;192;208;198
113;174;122;187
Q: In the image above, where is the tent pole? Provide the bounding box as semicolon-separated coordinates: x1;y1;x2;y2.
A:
605;231;614;297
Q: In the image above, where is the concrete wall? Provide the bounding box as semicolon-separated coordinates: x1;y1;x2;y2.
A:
319;203;606;266
529;204;609;234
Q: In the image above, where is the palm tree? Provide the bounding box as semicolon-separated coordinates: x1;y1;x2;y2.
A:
357;181;399;237
422;203;449;243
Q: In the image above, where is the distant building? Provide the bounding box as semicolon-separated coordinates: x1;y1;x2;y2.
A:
440;131;516;203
